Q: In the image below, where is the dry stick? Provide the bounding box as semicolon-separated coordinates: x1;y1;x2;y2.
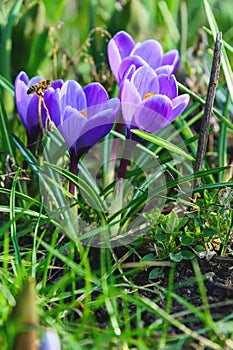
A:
193;32;222;193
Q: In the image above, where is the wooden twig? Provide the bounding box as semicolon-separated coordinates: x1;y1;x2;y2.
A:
193;33;222;190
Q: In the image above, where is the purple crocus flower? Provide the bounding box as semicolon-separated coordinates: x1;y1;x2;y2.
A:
46;80;120;160
14;71;63;146
108;30;180;84
45;80;120;194
120;66;190;139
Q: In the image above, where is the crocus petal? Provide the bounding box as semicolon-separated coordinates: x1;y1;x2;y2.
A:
25;96;43;144
170;94;190;121
121;79;141;104
158;74;178;99
14;71;51;145
162;49;180;74
85;98;120;125
26;96;49;136
61;80;86;112
155;65;174;75
73;99;120;155
44;89;61;127
121;79;142;129
15;71;29;85
83;83;108;108
28;76;43;87
75;122;113;154
132;40;163;69
58;106;87;151
118;55;148;83
108;31;135;82
52;79;63;90
112;31;135;59
120;64;136;83
26;96;41;129
132;66;159;99
134;95;173;134
15;75;31;129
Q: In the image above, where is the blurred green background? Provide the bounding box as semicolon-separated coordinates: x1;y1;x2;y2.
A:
1;0;232;89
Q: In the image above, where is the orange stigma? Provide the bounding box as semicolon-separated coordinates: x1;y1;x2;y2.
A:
144;92;155;100
80;110;88;117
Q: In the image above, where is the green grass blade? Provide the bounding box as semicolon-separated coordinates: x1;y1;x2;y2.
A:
45;162;107;216
9;168;22;272
0;92;15;158
140;295;222;349
191;259;217;332
13;134;43;175
218;93;230;182
119;166;230;222
0;74;14;94
131;129;195;161
159;262;177;348
178;82;233;130
0;188;40;207
31;202;44;280
203;0;233;101
158;0;180;45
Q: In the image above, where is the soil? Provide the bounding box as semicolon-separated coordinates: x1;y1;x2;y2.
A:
90;247;233;331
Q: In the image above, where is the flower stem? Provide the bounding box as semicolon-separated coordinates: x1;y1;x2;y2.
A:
69;155;78;197
110;140;134;236
117;141;134;179
104;122;124;188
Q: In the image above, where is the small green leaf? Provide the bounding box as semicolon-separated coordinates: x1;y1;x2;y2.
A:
202;228;219;237
149;268;164;280
193;217;202;227
141;253;156;261
180;250;195;260
191;245;206;259
176;216;189;229
165;210;179;232
169;251;183;262
180;235;194;246
157;232;168;243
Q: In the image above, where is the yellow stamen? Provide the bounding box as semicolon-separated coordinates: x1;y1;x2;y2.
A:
144;92;155;100
80;110;88;117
